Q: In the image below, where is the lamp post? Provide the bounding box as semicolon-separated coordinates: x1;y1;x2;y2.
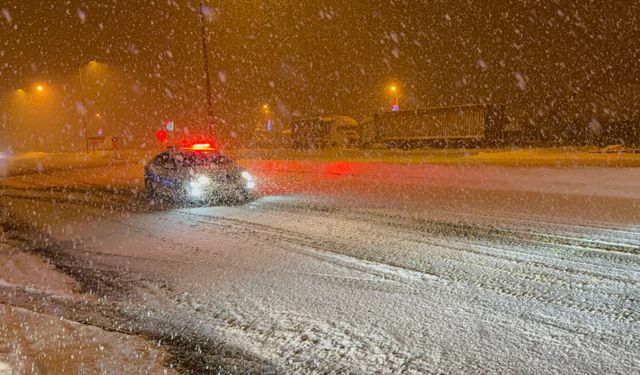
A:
78;64;90;153
77;60;105;153
199;1;215;137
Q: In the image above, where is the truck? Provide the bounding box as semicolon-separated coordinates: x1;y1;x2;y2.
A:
291;116;360;149
361;104;505;148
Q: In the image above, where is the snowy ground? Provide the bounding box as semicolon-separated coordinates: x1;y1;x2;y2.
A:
0;232;177;374
0;150;639;373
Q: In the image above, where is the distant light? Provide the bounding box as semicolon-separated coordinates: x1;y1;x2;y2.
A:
36;85;44;92
390;85;397;92
267;118;272;131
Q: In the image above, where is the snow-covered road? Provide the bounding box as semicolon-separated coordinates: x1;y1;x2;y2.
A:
1;161;639;373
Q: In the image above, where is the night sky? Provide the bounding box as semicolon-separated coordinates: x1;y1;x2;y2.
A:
1;0;639;150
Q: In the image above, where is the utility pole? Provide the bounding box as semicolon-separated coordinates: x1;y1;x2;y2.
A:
78;65;89;153
199;1;215;137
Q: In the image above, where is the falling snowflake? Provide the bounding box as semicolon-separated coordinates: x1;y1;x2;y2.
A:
217;71;227;83
77;8;86;23
1;8;11;23
200;5;216;22
75;101;87;116
514;72;526;90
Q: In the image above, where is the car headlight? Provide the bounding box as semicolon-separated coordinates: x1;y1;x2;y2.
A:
188;185;204;197
241;171;255;189
197;175;211;185
187;175;211;197
240;171;253;181
189;175;211;188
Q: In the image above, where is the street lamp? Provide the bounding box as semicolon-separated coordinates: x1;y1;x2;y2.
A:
78;64;90;153
78;60;102;153
29;83;48;105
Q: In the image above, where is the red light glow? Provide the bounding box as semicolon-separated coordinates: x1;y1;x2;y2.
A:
178;142;216;152
191;143;212;150
324;162;354;178
156;129;168;142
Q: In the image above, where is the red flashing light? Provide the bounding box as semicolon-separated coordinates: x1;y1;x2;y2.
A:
191;143;212;150
156;129;168;142
178;142;216;152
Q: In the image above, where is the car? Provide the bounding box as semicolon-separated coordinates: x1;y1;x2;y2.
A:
144;143;255;205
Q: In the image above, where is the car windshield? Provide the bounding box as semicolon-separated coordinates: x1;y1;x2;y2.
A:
174;152;230;167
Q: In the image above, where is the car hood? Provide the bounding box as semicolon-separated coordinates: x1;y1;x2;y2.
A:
178;163;242;180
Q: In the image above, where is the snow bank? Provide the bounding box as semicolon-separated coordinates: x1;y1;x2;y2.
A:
0;229;176;374
0;242;77;298
0;304;177;375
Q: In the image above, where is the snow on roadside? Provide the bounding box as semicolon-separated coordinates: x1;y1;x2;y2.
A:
0;241;78;299
0;304;177;375
0;229;177;375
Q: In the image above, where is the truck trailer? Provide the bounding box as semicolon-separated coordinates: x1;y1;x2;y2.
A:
291;116;359;149
361;104;505;148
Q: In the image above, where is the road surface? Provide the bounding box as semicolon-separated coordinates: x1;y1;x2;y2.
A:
1;160;639;373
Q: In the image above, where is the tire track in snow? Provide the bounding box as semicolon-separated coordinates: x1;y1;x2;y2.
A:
255;200;640;255
253;200;640;280
175;208;640;327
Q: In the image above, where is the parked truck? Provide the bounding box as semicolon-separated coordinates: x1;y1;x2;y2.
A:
291;116;360;149
361;104;505;148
